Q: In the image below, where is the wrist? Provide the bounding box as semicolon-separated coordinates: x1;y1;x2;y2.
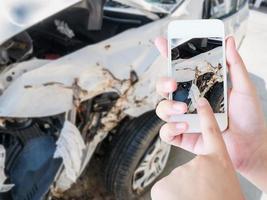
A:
239;130;267;192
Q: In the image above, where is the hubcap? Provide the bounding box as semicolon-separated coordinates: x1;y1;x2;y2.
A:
132;137;171;194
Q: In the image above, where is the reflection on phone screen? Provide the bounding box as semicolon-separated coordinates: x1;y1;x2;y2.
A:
171;37;224;114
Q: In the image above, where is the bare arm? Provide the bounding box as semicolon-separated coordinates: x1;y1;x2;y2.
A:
239;134;267;192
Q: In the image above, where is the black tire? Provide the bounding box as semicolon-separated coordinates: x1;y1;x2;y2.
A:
104;111;165;200
205;82;224;113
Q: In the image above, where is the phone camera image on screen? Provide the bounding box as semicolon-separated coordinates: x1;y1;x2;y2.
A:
171;37;224;114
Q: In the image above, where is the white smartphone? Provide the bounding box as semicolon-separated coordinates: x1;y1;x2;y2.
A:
168;19;228;133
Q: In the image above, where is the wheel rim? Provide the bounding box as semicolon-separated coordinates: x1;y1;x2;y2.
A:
132;136;171;194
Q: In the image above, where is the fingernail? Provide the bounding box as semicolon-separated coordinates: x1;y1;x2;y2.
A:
197;98;208;107
172;103;185;113
176;123;187;131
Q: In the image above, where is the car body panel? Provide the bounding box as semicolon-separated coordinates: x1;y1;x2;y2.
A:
0;0;205;118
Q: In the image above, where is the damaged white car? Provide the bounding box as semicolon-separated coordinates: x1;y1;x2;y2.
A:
0;0;248;200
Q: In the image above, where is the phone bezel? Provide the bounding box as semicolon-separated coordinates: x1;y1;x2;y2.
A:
168;19;228;133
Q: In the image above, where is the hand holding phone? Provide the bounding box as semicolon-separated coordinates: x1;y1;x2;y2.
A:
155;34;267;192
151;98;244;200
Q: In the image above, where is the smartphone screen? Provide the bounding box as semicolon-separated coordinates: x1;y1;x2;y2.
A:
171;37;224;114
168;20;227;132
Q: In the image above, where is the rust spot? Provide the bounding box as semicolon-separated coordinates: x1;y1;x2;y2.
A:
148;39;154;45
134;96;148;106
43;82;64;87
175;67;195;72
72;78;88;107
102;68;122;83
24;85;32;89
130;70;138;84
134;99;142;104
104;44;111;50
6;76;12;82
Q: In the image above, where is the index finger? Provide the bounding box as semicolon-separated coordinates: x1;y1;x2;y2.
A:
197;98;227;155
154;37;177;98
226;37;256;94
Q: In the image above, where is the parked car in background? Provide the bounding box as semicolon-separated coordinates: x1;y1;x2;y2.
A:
0;0;249;200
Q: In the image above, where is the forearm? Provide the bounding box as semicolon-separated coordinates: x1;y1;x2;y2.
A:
240;138;267;192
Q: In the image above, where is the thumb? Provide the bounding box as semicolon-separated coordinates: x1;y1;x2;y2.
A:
197;98;227;155
226;36;255;94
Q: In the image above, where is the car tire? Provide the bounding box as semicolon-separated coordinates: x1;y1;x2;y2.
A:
206;82;224;112
104;111;170;200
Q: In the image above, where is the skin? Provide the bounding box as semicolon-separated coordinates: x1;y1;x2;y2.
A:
153;36;267;193
151;98;245;200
